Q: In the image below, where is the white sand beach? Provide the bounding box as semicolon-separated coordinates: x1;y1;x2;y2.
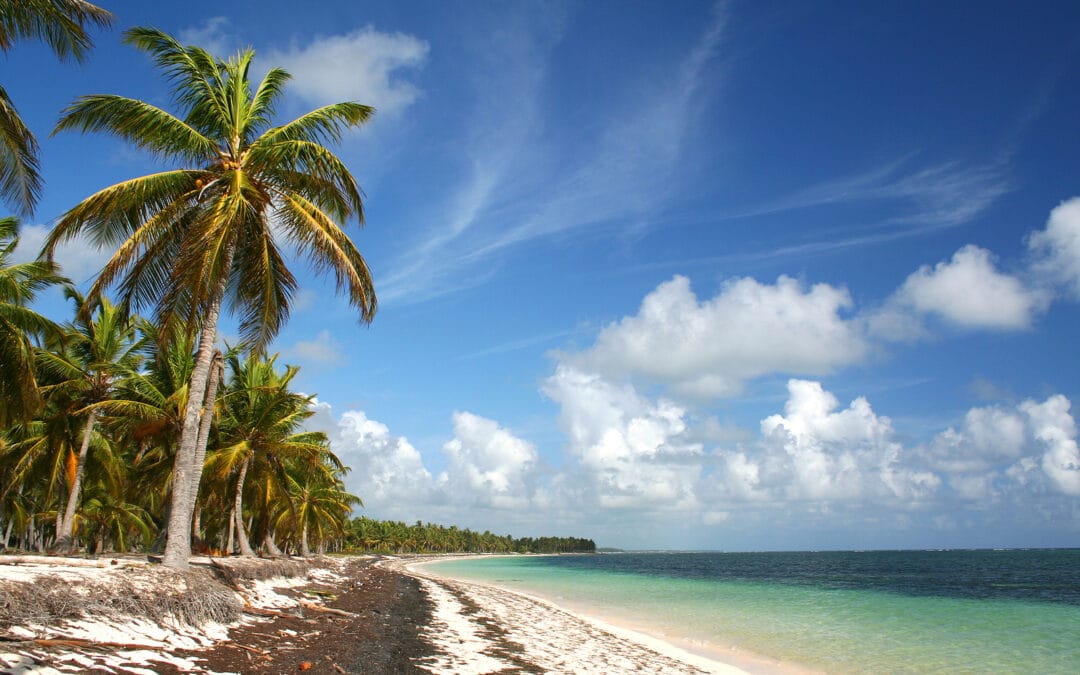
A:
399;557;763;674
3;554;800;674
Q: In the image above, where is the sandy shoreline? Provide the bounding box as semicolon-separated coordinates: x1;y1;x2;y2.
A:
1;553;785;674
398;556;753;674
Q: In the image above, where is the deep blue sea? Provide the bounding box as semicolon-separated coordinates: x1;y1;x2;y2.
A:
427;550;1080;673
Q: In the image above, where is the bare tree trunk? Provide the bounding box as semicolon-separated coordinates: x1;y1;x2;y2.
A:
233;458;256;557
162;243;234;569
226;508;235;554
54;409;99;553
264;531;283;558
185;350;223;548
300;521;311;558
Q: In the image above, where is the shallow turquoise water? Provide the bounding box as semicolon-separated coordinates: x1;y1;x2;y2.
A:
427;552;1080;673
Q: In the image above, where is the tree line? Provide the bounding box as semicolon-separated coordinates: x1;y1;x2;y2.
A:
0;3;373;567
341;517;596;555
0;274;359;558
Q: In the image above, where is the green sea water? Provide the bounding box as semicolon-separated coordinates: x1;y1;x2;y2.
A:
425;551;1080;673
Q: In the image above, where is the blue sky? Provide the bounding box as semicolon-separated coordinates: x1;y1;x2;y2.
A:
8;1;1080;550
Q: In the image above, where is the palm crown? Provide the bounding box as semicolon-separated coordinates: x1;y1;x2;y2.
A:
45;27;376;348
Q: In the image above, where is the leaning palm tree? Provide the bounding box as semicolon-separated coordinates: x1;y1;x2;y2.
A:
44;29;377;568
0;217;65;426
0;0;112;214
37;290;144;552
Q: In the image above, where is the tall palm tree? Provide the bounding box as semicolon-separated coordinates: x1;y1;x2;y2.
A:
44;28;377;568
0;0;112;214
0;217;64;426
37;290;144;551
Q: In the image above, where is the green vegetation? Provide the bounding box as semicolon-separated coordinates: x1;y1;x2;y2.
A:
45;27;376;569
0;292;358;557
341;517;596;555
0;274;593;557
0;0;113;215
0;8;594;564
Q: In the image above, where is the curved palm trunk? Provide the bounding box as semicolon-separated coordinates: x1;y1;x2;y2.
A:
185;350;223;547
53;408;99;553
264;531;283;558
233;457;256;557
162;244;235;569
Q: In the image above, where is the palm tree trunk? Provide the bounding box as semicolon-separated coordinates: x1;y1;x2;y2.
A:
185;350;223;534
226;508;235;554
53;408;98;553
300;520;311;558
264;530;283;558
162;242;235;569
233;457;256;557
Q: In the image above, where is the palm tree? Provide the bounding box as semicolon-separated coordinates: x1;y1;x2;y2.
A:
209;351;325;557
275;448;358;556
37;290;144;552
0;0;112;214
44;28;377;568
0;217;65;426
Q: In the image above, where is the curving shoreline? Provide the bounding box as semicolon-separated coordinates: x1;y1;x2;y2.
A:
397;556;751;674
2;553;787;674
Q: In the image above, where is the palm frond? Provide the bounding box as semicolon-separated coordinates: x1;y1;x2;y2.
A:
54;95;216;162
278;194;376;322
0;0;113;62
0;85;41;215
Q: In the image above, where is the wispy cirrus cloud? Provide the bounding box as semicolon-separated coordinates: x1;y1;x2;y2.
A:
378;4;729;304
728;157;1013;245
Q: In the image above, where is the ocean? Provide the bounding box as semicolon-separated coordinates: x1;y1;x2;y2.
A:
426;549;1080;673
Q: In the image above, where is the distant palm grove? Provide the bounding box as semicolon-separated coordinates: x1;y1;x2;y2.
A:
0;4;592;564
342;517;596;555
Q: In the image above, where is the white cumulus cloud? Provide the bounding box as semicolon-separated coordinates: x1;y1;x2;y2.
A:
11;223;111;285
893;245;1045;330
757;380;940;502
923;405;1027;473
265;27;429;114
569;275;867;398
542;365;704;509
1022;395;1080;496
307;401;434;514
921;395;1080;498
1030;197;1080;299
438;412;538;510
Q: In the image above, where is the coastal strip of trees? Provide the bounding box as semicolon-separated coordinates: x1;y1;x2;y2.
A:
0;285;359;559
341;517;597;555
0;2;374;568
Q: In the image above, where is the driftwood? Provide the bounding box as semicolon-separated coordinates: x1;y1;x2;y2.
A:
298;601;355;618
0;555;139;568
0;637;174;651
208;557;243;591
242;605;286;618
226;642;268;655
